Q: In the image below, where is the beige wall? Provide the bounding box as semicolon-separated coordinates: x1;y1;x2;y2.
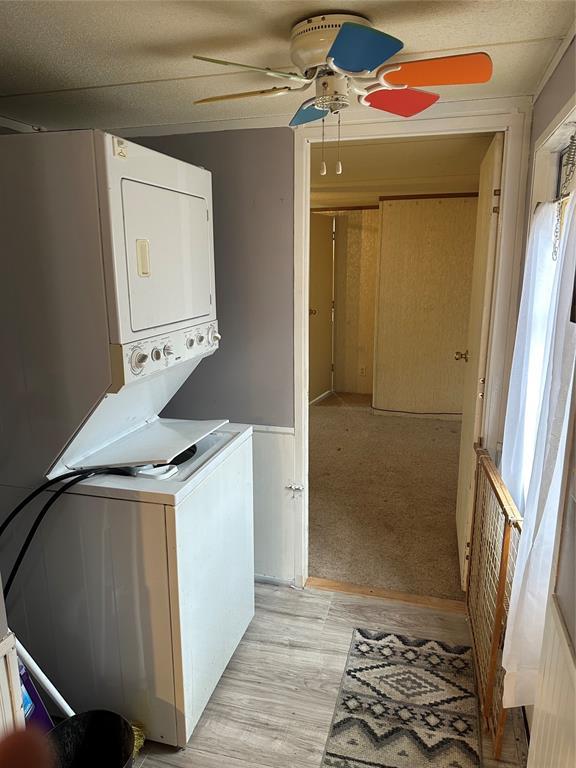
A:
311;134;492;209
311;135;488;403
333;210;380;395
373;196;478;414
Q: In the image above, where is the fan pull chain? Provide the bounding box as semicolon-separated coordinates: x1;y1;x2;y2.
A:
336;112;343;175
320;118;327;176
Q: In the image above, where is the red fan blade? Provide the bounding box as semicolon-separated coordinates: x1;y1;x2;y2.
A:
383;53;492;87
363;88;439;117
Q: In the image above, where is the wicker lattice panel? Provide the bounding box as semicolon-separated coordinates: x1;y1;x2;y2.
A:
467;448;523;759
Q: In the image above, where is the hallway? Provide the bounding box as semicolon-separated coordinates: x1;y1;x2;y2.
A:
309;393;463;601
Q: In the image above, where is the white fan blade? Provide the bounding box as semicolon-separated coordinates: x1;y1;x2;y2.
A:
194;55;310;83
195;86;294;104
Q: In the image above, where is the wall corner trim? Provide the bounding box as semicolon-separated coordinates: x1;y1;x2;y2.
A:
533;26;576;102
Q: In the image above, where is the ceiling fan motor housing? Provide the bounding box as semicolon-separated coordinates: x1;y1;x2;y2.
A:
290;13;371;76
315;72;349;112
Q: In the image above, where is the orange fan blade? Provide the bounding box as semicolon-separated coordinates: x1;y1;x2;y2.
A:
383;52;492;87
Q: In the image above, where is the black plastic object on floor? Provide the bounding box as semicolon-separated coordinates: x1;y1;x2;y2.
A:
49;710;134;768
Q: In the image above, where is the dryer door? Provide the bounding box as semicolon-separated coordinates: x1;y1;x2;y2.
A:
122;179;213;332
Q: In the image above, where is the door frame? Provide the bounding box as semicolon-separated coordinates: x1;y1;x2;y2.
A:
293;99;532;587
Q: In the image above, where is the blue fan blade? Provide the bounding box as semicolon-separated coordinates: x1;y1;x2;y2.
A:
328;22;403;73
290;101;328;127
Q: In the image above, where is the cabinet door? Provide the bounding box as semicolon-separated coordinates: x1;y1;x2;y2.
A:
122;180;212;332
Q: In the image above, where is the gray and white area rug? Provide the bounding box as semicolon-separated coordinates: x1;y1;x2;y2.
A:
321;629;480;768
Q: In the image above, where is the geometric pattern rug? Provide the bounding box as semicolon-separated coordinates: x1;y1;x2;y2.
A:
321;630;480;768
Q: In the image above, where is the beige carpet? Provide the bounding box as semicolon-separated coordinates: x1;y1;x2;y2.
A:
309;393;464;601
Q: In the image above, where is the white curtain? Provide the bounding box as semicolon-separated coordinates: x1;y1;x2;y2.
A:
501;194;576;707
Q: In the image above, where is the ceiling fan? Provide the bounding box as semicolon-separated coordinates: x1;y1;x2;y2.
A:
193;13;493;126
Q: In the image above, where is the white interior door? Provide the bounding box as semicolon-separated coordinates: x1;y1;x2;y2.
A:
455;133;504;588
373;198;477;413
309;214;334;402
122;180;213;332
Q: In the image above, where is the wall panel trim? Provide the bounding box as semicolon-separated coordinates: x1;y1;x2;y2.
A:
378;192;478;200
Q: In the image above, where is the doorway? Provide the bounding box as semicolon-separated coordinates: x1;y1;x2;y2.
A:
307;134;501;601
309;208;380;404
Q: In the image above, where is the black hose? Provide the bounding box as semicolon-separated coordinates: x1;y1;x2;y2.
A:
2;467;131;599
0;470;85;538
3;474;92;599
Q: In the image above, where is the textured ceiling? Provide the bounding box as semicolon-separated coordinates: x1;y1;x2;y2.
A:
0;1;573;131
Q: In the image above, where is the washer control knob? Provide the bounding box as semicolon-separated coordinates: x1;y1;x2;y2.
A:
208;326;222;346
195;333;205;345
151;347;162;362
130;349;148;373
186;337;195;349
163;344;174;357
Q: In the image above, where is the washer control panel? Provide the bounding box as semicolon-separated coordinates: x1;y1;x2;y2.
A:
117;321;220;384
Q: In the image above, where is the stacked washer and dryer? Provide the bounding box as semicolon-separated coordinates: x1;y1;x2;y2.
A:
0;131;254;747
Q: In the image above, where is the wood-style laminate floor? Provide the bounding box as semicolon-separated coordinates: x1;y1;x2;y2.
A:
138;584;527;768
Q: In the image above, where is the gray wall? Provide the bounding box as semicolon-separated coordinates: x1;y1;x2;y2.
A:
532;38;575;142
134;128;295;427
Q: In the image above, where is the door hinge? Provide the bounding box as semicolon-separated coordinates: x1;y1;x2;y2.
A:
495;441;503;466
492;206;500;214
331;363;334;372
206;209;210;221
286;483;304;499
494;189;501;196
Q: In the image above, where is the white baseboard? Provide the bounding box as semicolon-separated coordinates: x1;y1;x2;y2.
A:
252;424;295;435
255;575;294;587
309;390;333;406
372;408;463;422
